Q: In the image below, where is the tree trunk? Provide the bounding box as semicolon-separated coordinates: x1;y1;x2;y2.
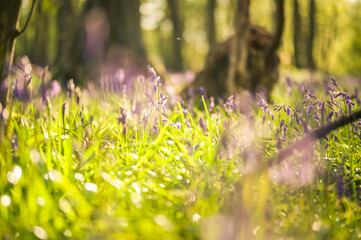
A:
227;0;250;94
206;0;217;48
54;0;74;82
71;0;147;85
307;0;315;70
101;0;147;79
262;0;284;99
33;2;49;66
100;0;146;59
0;0;23;107
167;0;184;71
293;0;301;68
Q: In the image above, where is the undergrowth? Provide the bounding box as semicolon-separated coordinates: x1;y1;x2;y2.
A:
0;66;360;239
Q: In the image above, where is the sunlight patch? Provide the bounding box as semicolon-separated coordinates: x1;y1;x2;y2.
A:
84;182;98;192
1;195;11;207
33;226;47;240
154;215;174;231
7;165;22;185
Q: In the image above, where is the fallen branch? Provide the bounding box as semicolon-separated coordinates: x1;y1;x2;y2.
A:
269;108;361;168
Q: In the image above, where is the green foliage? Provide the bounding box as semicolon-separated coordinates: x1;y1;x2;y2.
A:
1;71;361;239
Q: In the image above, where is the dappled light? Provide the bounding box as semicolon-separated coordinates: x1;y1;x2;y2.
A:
1;0;361;239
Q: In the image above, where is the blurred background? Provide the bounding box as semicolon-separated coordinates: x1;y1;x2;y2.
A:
14;0;361;85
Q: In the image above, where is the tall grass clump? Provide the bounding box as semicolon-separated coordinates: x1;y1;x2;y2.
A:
0;62;360;239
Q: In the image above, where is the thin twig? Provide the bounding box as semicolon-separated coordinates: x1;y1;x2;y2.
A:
16;0;38;37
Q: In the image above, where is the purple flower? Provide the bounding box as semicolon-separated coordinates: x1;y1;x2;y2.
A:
226;95;234;108
174;122;181;130
286;77;292;96
305;86;318;100
257;95;268;113
13;76;32;103
313;111;320;122
303;98;310;105
326;111;334;122
199;118;208;132
50;80;61;97
147;65;157;82
67;79;75;98
147;65;162;92
334;91;342;99
257;95;266;108
182;108;187;116
307;104;313;115
326;100;334;109
309;93;318;100
273;105;282;112
286;77;292;87
293;112;300;124
282;125;288;138
331;77;338;88
209;96;215;112
154;77;162;92
198;86;206;97
327;86;335;93
345;95;354;111
156;93;168;112
280;119;285;128
319;101;325;113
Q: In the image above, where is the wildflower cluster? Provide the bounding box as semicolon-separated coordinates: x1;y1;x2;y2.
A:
100;68;125;93
257;94;273;123
147;65;168;113
1;58;361;240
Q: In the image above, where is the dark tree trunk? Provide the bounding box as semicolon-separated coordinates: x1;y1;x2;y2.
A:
262;0;284;98
307;0;315;70
100;0;147;78
33;2;49;66
206;0;217;48
227;0;250;94
0;0;23;107
100;0;146;59
167;0;184;71
55;0;75;82
293;0;301;68
71;0;147;85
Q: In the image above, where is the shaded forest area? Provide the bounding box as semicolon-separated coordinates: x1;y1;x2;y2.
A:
13;0;361;71
1;0;361;104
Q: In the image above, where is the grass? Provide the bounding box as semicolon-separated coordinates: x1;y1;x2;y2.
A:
0;68;361;239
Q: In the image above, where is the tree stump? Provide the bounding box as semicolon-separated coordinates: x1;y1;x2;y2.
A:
182;25;280;100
